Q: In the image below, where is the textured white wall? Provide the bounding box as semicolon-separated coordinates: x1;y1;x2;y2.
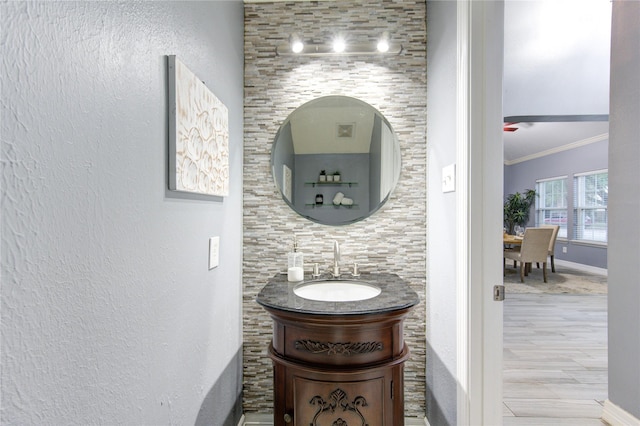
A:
1;2;244;424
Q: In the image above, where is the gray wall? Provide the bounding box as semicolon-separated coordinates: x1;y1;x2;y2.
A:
608;0;640;419
272;122;294;201
504;140;609;269
369;114;383;208
425;1;459;424
1;2;244;424
243;0;427;417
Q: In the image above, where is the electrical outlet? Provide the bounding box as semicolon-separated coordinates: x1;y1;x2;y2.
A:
562;246;567;254
209;237;220;270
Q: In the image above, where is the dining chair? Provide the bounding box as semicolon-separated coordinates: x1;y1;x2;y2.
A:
538;224;560;272
508;224;560;273
504;227;554;283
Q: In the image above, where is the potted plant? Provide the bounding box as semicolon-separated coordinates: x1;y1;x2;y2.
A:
504;189;537;235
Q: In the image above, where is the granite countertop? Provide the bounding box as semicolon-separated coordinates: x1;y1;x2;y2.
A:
256;272;420;316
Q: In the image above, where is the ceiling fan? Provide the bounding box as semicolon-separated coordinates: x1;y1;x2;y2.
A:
503;122;519;132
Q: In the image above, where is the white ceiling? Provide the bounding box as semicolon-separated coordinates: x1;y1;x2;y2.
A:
291;102;375;155
503;0;612;164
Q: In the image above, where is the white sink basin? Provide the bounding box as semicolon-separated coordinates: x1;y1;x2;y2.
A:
293;280;382;302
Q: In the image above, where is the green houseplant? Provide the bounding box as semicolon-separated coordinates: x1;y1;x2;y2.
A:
504;189;537;235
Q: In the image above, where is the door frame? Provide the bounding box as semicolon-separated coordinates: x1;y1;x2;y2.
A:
456;1;505;424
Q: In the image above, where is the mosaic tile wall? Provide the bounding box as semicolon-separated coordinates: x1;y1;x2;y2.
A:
243;0;427;417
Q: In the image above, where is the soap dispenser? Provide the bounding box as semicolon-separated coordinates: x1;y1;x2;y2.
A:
287;237;304;282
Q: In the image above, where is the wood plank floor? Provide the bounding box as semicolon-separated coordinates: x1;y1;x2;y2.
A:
503;293;608;425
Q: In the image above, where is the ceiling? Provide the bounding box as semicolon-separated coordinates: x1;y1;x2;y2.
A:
502;120;609;165
503;0;612;164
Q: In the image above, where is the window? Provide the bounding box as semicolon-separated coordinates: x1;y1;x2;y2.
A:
536;177;568;238
574;170;608;243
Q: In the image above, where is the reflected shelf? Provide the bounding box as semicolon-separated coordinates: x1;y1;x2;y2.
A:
305;203;359;209
305;181;358;187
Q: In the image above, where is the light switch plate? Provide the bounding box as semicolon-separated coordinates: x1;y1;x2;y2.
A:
209;237;219;270
442;163;456;193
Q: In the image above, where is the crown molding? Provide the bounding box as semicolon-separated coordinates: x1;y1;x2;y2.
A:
504;133;609;166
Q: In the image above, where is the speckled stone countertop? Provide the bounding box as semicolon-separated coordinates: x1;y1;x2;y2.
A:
256;272;420;316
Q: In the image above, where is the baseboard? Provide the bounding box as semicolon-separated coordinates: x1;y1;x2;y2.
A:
602;399;640;426
554;259;608;276
240;413;429;425
240;413;272;425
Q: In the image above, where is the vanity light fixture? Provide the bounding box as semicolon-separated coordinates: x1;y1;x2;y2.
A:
276;33;402;57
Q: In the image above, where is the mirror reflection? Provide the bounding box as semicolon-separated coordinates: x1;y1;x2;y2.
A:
271;96;401;225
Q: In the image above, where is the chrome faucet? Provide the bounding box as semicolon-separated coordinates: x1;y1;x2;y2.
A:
332;240;341;278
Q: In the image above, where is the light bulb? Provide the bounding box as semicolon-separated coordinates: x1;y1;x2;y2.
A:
377;39;390;53
291;40;304;53
377;32;390;53
333;38;346;53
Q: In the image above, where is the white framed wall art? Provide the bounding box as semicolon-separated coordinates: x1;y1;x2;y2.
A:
168;55;229;196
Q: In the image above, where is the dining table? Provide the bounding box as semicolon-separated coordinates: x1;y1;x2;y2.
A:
503;234;523;245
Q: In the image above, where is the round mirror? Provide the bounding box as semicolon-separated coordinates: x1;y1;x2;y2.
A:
271;96;401;226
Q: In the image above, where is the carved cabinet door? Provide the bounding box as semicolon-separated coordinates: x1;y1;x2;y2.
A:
292;375;387;426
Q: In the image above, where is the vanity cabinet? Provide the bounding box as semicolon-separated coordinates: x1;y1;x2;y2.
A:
265;305;412;426
256;273;419;426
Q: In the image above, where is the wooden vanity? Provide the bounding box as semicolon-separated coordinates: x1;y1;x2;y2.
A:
257;273;419;426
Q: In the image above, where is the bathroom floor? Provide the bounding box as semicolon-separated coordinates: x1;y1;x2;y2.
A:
503;293;608;425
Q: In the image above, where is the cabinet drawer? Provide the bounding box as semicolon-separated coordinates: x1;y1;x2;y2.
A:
283;324;394;366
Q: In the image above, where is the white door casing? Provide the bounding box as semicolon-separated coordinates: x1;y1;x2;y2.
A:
456;1;505;425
